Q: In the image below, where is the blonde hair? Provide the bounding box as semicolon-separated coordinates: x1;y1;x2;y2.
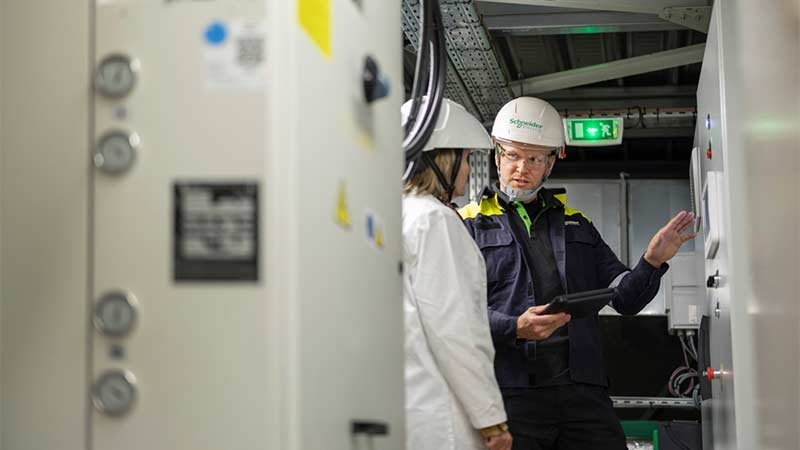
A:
404;149;458;202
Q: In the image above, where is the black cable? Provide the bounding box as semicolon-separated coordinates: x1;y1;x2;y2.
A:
403;2;461;199
403;0;447;170
406;11;446;159
404;0;433;136
407;37;445;161
422;3;447;145
402;0;433;155
404;0;436;150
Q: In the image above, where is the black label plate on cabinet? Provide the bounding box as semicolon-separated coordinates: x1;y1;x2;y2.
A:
174;182;258;281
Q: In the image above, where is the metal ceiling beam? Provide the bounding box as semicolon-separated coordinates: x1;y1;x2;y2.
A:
624;127;695;138
477;0;709;15
658;6;712;33
484;12;684;36
482;87;699;121
551;161;690;179
539;85;697;100
547;97;697;111
504;36;524;78
510;43;705;95
540;86;698;110
609;34;625;86
549;85;699;99
548;97;697;110
667;30;680;84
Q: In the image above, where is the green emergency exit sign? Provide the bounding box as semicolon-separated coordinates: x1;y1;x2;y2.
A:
563;117;623;146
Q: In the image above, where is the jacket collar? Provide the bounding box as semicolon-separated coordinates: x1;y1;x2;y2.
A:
481;184;565;210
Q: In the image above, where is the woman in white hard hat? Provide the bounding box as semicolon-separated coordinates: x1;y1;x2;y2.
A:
402;97;512;450
460;96;696;450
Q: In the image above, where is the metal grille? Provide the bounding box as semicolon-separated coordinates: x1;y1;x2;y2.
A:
468;151;492;202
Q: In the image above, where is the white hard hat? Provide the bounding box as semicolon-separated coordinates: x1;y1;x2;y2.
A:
491;97;565;149
402;97;492;152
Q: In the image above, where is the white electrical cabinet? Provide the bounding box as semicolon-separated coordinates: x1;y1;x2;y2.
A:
694;2;799;450
2;1;405;449
693;7;741;449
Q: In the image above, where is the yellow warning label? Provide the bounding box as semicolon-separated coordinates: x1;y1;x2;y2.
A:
335;182;351;228
298;0;331;58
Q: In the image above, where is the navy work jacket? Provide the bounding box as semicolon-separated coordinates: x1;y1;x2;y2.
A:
459;186;668;388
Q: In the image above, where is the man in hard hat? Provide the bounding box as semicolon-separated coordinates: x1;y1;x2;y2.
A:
459;97;696;450
402;98;512;450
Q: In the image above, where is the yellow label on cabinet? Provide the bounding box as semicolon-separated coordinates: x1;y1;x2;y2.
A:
335;181;351;228
298;0;331;58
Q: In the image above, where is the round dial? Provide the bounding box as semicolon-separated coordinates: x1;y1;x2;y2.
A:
95;54;139;98
94;130;139;174
93;291;138;337
91;370;137;416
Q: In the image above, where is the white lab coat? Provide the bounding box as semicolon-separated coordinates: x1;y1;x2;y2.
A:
402;193;507;450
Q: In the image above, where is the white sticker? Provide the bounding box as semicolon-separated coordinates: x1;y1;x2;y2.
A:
203;19;267;90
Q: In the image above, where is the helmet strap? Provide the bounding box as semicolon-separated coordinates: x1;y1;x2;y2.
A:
421;150;462;203
448;150;463;199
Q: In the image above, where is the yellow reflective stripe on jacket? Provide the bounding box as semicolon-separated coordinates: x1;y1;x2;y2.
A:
459;193;505;219
554;192;591;222
459;190;590;222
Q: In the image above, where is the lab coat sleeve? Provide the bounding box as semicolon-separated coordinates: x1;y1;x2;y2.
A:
411;210;507;430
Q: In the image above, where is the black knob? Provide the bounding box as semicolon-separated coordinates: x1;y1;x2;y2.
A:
706;271;721;288
363;56;390;103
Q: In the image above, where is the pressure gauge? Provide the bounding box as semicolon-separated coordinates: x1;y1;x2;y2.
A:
91;370;138;416
93;291;138;337
94;130;139;174
95;54;139;98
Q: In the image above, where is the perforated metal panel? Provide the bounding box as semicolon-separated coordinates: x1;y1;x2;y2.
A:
468;152;491;202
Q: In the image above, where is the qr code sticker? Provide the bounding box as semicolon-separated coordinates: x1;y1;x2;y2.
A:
237;36;264;68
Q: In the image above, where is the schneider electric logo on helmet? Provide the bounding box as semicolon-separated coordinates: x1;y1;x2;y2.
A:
509;118;543;130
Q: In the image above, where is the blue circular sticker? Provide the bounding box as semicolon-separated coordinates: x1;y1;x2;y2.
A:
204;21;227;45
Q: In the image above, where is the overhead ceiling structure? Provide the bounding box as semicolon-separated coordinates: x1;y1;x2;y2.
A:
402;0;513;122
402;0;713;178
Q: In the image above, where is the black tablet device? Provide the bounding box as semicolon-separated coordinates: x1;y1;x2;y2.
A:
541;288;617;317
